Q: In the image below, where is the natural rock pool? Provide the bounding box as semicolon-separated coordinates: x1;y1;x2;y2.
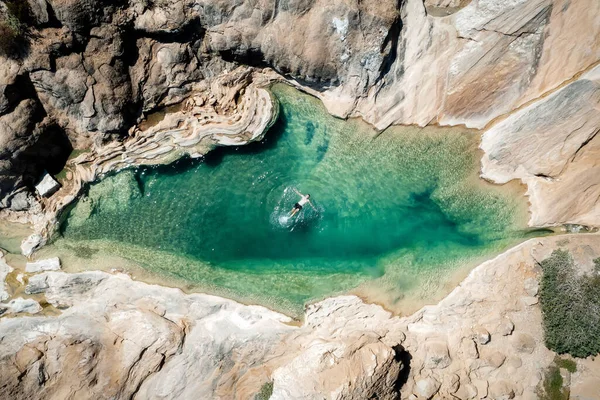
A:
54;84;529;315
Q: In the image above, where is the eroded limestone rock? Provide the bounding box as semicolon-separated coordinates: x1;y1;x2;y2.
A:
25;257;61;273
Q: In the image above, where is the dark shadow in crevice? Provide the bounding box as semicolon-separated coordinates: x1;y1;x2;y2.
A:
21;124;73;180
393;345;412;393
134;17;206;44
375;0;405;85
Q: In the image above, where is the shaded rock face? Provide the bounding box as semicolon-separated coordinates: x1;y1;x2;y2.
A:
196;0;398;86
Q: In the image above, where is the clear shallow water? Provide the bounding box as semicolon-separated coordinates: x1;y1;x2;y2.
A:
57;84;529;315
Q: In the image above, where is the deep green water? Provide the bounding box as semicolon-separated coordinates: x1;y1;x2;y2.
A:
57;84;528;314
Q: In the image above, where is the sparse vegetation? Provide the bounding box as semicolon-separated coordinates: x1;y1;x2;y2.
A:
539;249;600;358
255;381;273;400
554;356;577;373
0;0;32;57
537;356;576;400
539;364;569;400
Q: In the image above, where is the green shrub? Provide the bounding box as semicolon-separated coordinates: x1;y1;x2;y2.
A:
539;249;600;358
255;382;273;400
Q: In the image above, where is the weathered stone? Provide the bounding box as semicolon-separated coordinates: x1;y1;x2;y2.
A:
460;337;479;359
414;377;440;399
473;379;488;399
484;351;506;369
521;296;539;306
512;333;536;354
21;234;43;257
494;317;515;337
25;257;61;273
473;326;491;345
444;373;461;394
0;252;13;301
481;66;600;226
524;278;539;297
7;191;31;211
27;0;50;25
35;173;61;198
488;380;515;400
424;341;451;369
0;298;42;315
454;383;478;400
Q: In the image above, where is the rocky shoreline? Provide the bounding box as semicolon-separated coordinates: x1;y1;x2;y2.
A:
1;233;600;399
2;66;280;256
1;0;600;398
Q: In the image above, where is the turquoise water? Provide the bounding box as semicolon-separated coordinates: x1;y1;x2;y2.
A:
57;84;528;314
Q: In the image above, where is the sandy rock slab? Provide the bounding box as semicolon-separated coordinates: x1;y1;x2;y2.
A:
0;272;405;400
481;65;600;226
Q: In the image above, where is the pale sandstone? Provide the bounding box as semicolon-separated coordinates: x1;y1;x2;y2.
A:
0;252;12;301
481;65;600;226
25;257;61;273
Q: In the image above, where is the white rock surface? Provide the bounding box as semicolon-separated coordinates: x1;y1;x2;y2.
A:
25;257;61;273
0;298;42;315
35;173;60;198
20;234;43;258
0;253;13;301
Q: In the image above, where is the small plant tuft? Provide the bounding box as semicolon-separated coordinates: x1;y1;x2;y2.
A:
538;364;569;400
554;356;577;373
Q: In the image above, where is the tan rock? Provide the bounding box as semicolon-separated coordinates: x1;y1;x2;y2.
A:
454;383;478;400
484;351;506;369
414;377;441;399
424;341;451;369
512;333;536;354
443;373;461;394
459;337;479;359
488;380;515;400
473;326;491;345
473;379;488;399
481;65;600;226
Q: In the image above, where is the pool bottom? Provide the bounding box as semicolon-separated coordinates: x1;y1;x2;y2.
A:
55;83;531;316
40;234;525;317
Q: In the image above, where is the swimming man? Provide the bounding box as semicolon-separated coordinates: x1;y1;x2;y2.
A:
290;188;317;217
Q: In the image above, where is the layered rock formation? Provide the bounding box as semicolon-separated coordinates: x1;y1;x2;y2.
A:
482;65;600;226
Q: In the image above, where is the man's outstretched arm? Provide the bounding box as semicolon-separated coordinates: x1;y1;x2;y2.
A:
309;201;318;211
